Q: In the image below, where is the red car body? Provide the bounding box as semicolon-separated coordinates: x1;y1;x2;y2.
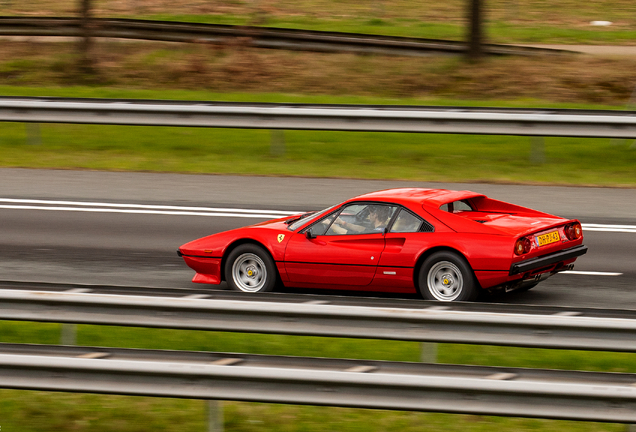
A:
178;188;587;301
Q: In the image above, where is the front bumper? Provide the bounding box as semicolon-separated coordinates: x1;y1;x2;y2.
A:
177;249;223;285
509;244;587;276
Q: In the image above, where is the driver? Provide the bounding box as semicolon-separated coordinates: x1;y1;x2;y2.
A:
332;205;391;234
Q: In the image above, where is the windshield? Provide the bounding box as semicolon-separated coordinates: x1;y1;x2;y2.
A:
287;204;340;231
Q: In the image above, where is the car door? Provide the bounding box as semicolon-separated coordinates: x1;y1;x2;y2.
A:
372;208;438;287
377;208;438;265
284;203;397;286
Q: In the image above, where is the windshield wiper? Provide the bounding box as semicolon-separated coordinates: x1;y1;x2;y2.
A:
284;211;317;225
284;215;303;225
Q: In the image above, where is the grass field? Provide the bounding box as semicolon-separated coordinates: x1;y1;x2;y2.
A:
2;40;636;104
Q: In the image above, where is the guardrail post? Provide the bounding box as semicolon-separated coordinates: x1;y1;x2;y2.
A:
60;324;77;345
467;0;484;59
420;342;438;363
270;130;285;156
25;123;42;145
207;400;223;432
611;83;636;148
530;136;545;164
78;0;94;74
626;84;636;148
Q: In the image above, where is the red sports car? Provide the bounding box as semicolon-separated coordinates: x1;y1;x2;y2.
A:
178;188;587;301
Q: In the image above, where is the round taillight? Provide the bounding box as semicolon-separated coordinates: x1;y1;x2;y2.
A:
514;237;532;255
564;222;582;241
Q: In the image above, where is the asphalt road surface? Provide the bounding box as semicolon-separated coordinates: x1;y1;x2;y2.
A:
0;168;634;309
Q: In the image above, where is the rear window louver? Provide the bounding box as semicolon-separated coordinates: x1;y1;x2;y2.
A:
419;220;435;232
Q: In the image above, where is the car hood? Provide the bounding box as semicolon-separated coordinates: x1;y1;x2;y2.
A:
179;216;293;256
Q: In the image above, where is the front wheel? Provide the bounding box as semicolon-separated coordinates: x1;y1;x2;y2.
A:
225;244;277;293
418;251;478;302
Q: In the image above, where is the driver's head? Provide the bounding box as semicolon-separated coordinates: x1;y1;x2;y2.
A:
369;205;390;222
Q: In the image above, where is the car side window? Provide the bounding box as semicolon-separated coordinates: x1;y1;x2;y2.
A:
325;203;397;236
390;209;423;233
441;200;474;213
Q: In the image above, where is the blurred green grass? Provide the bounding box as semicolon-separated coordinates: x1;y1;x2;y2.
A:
0;319;633;431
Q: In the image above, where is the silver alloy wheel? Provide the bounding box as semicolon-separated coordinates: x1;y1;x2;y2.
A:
232;252;267;293
426;260;464;302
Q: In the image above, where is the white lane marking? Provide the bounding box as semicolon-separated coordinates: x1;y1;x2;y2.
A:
582;223;636;233
0;198;299;216
0;204;289;219
0;198;634;233
562;271;623;276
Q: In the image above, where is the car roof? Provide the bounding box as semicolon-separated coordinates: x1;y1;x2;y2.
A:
350;188;485;210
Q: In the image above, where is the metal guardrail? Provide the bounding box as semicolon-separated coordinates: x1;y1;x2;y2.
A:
1;342;636;422
2;289;636;352
0;17;571;58
0;280;636;320
3;279;636;320
1;97;636;138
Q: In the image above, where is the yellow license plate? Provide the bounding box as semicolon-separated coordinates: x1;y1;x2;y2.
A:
536;230;560;247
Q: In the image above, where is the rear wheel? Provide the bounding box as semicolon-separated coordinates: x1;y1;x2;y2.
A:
418;251;478;302
225;244;277;293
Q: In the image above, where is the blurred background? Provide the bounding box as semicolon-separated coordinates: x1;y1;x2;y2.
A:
1;0;636;183
0;1;635;431
1;0;635;185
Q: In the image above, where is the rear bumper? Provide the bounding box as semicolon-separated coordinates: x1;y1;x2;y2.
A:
509;245;587;276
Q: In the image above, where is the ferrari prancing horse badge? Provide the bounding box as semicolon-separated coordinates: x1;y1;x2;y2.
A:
277;234;285;243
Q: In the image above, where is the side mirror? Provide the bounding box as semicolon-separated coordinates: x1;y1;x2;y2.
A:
305;230;314;239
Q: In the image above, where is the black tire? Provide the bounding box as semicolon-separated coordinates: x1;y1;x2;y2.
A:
418;251;478;302
225;244;277;293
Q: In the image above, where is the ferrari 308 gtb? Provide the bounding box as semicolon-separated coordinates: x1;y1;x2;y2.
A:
178;188;587;302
